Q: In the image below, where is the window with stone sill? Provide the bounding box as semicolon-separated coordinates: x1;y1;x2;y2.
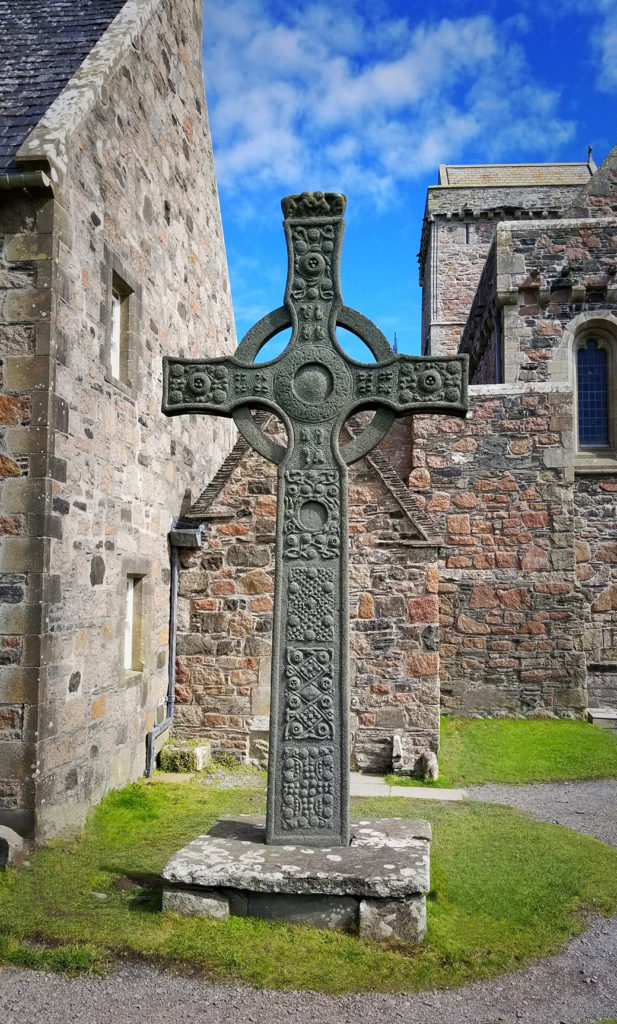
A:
110;272;131;384
575;331;616;457
102;247;142;394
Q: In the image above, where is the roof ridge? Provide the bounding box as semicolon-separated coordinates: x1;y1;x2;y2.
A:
15;0;162;179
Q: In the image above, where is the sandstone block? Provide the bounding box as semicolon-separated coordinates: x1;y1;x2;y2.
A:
0;825;25;868
406;653;439;676
407;596;439;623
457;612;490;635
447;514;471;534
521;547;550;570
238;569;274;594
358;593;375;619
160;742;211;772
0;455;22;478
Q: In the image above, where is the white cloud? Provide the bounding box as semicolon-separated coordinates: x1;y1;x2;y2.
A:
203;0;575;204
592;0;617;92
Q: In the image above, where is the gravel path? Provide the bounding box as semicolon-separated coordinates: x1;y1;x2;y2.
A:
467;778;617;849
2;779;617;1024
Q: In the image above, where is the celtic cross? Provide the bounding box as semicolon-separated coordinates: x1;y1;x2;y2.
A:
162;192;468;847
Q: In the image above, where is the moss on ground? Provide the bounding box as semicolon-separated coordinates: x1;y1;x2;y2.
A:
385;717;617;788
0;778;616;993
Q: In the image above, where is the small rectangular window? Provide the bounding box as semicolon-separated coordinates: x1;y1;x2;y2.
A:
124;575;144;672
110;289;121;379
110;272;131;383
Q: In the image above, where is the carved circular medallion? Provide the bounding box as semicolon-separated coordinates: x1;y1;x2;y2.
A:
299;252;326;278
187;370;211;396
298;499;329;531
419;368;443;394
274;347;351;423
293;363;334;403
233;305;396;465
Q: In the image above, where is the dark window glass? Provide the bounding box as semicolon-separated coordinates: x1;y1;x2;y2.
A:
577;340;609;446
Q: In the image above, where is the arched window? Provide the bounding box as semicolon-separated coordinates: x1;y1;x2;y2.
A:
577;339;609;447
563;314;617;462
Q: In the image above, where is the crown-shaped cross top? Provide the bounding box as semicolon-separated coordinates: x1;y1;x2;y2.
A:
163;192;468;847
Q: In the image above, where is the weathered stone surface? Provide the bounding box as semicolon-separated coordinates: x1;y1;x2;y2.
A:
163;193;467;847
410;386;587;719
359;895;426;943
245;892;357;929
162;815;431;898
159;742;211;772
0;824;25;867
162;888;229;920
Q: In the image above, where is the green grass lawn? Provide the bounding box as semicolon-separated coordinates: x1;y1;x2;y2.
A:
1;777;617;993
384;717;617;788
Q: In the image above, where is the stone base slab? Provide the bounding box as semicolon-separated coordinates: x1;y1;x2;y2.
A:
162;815;431;943
588;707;617;731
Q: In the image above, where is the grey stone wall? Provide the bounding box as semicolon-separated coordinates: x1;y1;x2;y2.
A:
494;219;617;385
425;184;580;219
459;240;500;384
0;187;54;836
419;183;582;359
0;0;236;841
420;216;495;358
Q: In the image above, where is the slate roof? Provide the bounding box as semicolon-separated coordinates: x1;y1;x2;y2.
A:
438;162;593;187
0;0;127;173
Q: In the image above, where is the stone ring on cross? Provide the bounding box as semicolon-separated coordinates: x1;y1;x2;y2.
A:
230;302;397;465
162;192;468;847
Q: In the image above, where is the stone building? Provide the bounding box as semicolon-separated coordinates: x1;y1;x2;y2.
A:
174;148;617;773
3;1;617;849
0;0;235;844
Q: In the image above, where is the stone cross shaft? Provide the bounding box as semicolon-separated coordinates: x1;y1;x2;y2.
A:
162;192;468;847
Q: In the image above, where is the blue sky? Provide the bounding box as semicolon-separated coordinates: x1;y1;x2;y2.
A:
202;0;617;361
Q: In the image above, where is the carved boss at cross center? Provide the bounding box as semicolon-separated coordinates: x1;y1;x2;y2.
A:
163;191;468;847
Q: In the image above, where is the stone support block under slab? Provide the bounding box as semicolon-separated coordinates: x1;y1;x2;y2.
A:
359;895;426;943
162;888;229;920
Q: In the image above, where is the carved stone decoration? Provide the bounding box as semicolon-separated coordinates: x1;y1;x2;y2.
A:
284;648;334;742
287;566;335;642
283;470;340;560
162;190;469;848
166;363;231;407
281;744;335;831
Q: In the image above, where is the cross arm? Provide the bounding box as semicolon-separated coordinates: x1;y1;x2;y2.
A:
346;353;469;417
162;355;277;417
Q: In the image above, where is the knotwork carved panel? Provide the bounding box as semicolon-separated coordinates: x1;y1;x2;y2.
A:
284;648;334;743
287;566;335;643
